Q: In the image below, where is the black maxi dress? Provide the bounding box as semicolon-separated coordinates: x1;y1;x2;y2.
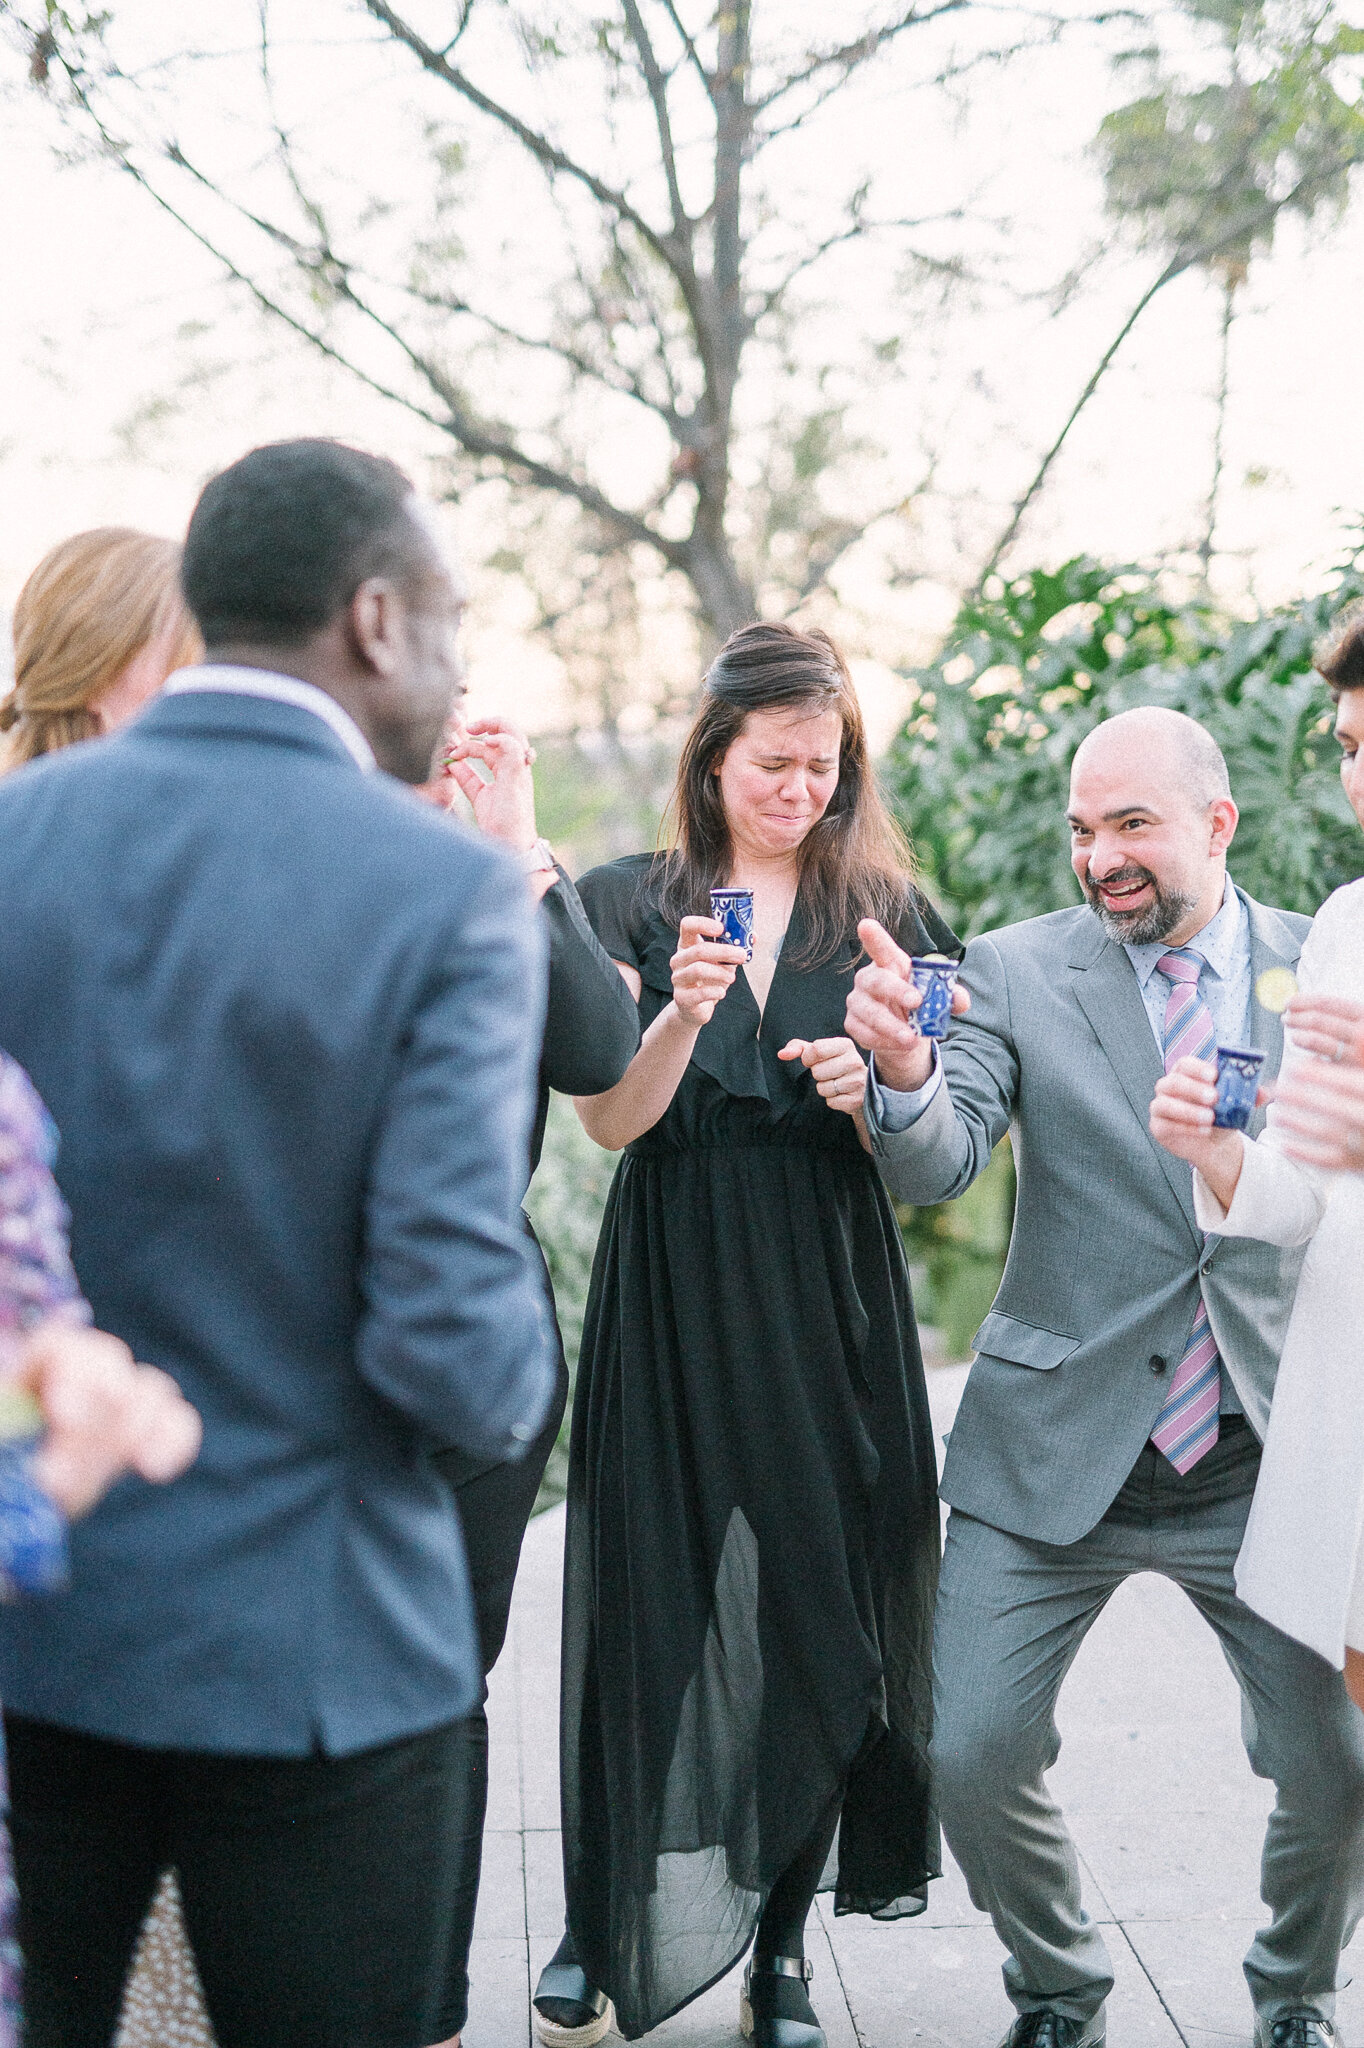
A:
560;855;953;2039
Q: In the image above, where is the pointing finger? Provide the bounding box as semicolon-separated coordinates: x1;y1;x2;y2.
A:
858;919;911;977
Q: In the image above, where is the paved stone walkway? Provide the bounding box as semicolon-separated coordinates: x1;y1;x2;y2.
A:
468;1362;1364;2048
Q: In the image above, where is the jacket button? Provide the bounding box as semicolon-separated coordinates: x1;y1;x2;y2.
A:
1200;1259;1214;1276
1149;1355;1167;1376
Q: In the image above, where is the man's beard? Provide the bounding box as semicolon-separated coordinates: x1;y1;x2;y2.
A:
1081;862;1197;946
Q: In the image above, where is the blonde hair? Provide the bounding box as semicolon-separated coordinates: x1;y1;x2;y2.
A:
2;528;201;769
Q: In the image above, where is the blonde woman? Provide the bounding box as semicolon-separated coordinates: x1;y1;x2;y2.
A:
2;528;200;768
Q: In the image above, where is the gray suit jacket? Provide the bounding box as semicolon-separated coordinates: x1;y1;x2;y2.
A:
867;888;1311;1544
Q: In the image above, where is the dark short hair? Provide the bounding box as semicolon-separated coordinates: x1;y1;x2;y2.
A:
1315;599;1364;703
181;439;428;648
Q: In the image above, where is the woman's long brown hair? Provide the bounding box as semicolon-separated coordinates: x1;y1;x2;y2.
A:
655;621;917;967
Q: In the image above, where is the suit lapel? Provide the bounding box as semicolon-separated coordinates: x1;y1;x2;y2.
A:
1067;921;1202;1243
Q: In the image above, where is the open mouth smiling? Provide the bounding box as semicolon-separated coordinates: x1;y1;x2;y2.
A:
1094;873;1154;911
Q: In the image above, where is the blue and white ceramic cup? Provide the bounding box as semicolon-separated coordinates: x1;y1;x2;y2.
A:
709;888;755;961
909;954;960;1041
1213;1045;1266;1132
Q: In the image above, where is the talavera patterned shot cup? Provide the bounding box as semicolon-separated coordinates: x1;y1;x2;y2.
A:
709;888;755;961
909;954;960;1041
1213;1045;1266;1132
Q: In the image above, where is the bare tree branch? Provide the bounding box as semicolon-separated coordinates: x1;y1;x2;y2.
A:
331;273;685;558
754;208;968;322
976;150;1364;588
756;4;969;114
658;0;714;103
588;219;687;416
395;276;684;429
795;481;931;601
757;26;1060;144
439;1;476;58
257;0;331;251
38;48;686;568
620;0;690;242
361;0;683;276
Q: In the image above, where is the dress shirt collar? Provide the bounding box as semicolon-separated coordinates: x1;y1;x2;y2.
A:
162;664;376;773
1123;874;1244;992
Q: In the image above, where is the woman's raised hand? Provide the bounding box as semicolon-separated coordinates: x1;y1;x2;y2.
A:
671;916;747;1028
1283;991;1364;1063
778;1036;868;1118
1269;1019;1364;1171
436;714;539;851
1148;1054;1249;1208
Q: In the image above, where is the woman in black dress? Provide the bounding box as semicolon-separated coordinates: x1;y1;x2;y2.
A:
533;624;952;2048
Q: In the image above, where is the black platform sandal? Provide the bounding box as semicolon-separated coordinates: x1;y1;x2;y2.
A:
739;1954;825;2048
532;1954;615;2048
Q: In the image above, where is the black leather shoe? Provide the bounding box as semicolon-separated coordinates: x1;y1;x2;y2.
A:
532;1956;614;2048
998;2011;1106;2048
739;1954;824;2048
1260;2015;1338;2048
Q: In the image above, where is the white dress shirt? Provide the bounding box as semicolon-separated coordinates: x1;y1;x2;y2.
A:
1195;879;1364;1664
163;665;377;773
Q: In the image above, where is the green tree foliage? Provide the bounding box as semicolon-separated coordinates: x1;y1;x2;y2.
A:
885;546;1364;939
1096;0;1364;272
899;1142;1016;1364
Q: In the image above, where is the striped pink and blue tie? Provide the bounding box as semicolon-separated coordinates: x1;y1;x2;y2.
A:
1150;948;1221;1474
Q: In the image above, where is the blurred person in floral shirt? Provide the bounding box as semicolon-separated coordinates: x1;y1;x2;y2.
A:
0;1051;201;2046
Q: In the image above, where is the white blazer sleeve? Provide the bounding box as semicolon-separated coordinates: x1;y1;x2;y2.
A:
1193;902;1342;1246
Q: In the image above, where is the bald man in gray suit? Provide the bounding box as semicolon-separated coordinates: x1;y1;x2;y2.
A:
847;710;1364;2048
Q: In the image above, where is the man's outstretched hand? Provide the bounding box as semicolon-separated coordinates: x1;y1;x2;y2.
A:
844;920;970;1095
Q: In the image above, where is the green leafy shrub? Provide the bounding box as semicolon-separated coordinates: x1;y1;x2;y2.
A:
899;1141;1017;1363
525;1093;619;1511
885;546;1364;938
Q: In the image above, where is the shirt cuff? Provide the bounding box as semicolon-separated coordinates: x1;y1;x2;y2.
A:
1192;1166;1233;1233
868;1048;944;1132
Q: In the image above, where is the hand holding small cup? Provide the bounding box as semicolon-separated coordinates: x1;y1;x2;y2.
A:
670;916;748;1029
1149;1056;1249;1209
844;920;971;1093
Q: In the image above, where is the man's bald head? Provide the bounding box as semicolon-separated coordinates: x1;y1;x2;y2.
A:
1071;707;1230;816
1067;706;1239;948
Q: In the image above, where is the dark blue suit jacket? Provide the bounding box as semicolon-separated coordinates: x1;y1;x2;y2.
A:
0;688;553;1755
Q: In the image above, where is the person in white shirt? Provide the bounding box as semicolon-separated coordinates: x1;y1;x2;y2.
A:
1151;607;1364;1700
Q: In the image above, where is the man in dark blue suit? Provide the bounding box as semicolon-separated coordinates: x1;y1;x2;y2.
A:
0;440;554;2048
